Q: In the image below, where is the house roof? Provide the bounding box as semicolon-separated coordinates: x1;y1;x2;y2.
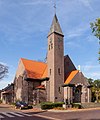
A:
2;83;14;91
2;90;13;94
64;70;79;84
21;58;47;79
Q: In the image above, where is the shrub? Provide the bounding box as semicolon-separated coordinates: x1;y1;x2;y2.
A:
28;105;33;109
11;102;16;106
53;107;66;110
15;99;20;102
71;103;82;109
41;102;64;110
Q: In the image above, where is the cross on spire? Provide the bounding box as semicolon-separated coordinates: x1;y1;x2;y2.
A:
54;0;56;14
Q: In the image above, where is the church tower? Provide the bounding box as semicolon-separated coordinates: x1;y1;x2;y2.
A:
47;14;64;102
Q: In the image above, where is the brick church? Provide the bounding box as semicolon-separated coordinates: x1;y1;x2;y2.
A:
13;14;91;105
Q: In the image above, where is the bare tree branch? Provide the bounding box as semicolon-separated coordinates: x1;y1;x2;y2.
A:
0;63;8;80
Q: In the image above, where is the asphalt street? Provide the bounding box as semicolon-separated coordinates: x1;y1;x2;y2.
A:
37;110;100;120
0;104;50;120
0;115;50;120
0;111;51;120
1;104;100;120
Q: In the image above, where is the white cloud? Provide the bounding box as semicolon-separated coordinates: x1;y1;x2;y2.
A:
67;33;82;38
65;41;81;48
79;0;93;11
0;80;12;90
82;65;100;72
66;25;89;39
86;35;96;42
22;0;51;6
0;62;7;66
64;25;89;48
81;62;100;79
86;72;100;79
91;72;100;78
86;35;99;45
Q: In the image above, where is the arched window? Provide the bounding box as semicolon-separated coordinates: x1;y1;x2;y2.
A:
50;69;51;75
58;68;61;75
58;87;61;94
51;43;53;49
49;45;50;50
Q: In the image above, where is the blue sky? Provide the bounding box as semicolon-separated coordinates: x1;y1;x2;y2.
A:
0;0;100;89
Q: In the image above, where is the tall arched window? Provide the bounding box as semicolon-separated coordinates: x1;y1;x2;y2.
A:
58;68;61;75
50;69;51;75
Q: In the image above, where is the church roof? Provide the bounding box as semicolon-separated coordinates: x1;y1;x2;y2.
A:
20;58;87;86
20;58;79;83
64;70;79;84
48;14;63;36
64;70;89;86
21;58;47;79
42;66;48;79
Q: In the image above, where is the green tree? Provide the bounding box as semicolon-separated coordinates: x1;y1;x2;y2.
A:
88;78;94;86
90;18;100;63
88;78;96;102
93;80;100;102
88;78;100;102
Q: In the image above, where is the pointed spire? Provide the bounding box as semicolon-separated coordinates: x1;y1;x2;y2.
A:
48;14;64;36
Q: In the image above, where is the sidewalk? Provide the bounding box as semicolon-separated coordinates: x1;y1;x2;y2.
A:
48;107;100;112
0;103;43;113
0;103;14;108
21;106;100;113
1;103;100;113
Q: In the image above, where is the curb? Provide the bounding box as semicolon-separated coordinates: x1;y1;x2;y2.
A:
47;107;100;112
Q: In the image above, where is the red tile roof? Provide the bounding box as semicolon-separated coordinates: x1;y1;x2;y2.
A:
21;58;47;79
20;58;78;84
64;70;79;84
42;66;48;79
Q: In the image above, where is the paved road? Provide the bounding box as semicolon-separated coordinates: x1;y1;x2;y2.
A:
37;110;100;120
0;112;51;120
1;104;100;120
1;110;100;120
0;104;50;120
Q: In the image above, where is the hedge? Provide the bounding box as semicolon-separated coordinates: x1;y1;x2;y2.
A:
71;103;82;109
41;102;64;110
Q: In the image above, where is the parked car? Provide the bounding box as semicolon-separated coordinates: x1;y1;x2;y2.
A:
15;101;29;109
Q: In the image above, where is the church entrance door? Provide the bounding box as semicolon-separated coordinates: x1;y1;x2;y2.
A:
74;85;82;103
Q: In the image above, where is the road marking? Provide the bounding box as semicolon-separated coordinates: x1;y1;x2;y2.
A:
0;115;4;119
1;112;14;117
17;112;33;117
9;112;24;117
0;112;32;119
33;114;61;120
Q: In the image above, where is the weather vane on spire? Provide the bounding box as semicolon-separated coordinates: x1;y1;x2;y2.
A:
54;0;56;14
